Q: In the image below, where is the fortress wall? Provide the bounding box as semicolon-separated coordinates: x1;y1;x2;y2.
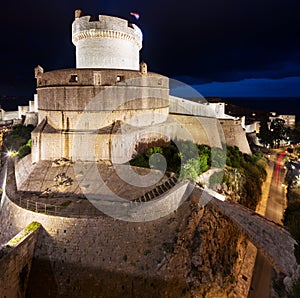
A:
38;107;169;131
169;114;225;148
37;85;169;112
2;111;19;121
18;106;29;119
170;115;251;154
36;69;169;89
169;97;251;153
0;191;197;296
0;160;252;297
15;155;36;190
75;38;140;70
170;96;233;119
219;119;251;154
40;132;63;160
33;113;250;163
32;130;63;162
0;227;40;297
245;121;260;134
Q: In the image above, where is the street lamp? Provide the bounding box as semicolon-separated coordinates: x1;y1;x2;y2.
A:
6;150;16;158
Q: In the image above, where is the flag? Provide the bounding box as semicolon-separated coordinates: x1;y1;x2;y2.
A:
130;12;140;20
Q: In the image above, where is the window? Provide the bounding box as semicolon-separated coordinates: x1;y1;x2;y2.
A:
94;72;101;85
116;75;124;83
70;74;78;82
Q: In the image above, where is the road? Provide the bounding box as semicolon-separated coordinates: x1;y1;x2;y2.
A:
248;151;287;298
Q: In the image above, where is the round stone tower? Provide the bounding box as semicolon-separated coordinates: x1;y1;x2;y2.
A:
72;9;143;70
31;10;169;163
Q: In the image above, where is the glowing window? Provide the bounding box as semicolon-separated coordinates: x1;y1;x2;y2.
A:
70;74;78;82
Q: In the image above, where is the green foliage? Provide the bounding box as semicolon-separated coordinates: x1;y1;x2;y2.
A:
145;146;163;158
270;118;287;147
257;116;273;147
284;200;300;241
130;142;265;199
25;222;41;233
180;158;200;181
17;137;33;158
8;222;41;245
146;147;166;169
209;171;224;188
130;141;212;182
226;146;243;168
26;139;32;147
210;147;226;168
225;146;267;209
18;144;31;158
3;124;34;158
130;154;149;168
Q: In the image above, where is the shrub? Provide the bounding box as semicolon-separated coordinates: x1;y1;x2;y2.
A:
18;144;31;158
209;171;224;188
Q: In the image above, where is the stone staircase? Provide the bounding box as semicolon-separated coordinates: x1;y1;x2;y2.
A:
132;175;178;203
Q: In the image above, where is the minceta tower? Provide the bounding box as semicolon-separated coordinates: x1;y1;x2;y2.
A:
32;9;170;163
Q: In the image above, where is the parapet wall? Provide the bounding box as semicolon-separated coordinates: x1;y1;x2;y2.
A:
0;226;40;297
169;96;234;119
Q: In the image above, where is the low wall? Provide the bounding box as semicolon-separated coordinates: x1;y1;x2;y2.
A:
0;225;40;298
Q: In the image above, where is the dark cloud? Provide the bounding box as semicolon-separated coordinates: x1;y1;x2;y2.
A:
0;0;299;96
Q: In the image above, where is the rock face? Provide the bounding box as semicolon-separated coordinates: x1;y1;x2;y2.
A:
158;197;246;297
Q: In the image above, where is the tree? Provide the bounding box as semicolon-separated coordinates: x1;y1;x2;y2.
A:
270;118;287;147
2;124;34;152
257;116;273;147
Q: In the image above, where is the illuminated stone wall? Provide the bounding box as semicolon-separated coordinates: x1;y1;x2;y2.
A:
72;11;142;70
0;227;40;297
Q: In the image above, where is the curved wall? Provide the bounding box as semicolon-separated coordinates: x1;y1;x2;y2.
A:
0;185;195;296
72;14;142;70
36;69;169;130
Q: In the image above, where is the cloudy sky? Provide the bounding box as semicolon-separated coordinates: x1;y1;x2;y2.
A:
0;0;300;98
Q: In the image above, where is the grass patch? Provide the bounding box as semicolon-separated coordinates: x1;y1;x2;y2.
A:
8;222;41;246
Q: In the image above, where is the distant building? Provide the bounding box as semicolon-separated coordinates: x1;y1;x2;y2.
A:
269;113;296;129
0;94;38;127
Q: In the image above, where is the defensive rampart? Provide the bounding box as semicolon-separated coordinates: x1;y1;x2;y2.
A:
0;224;40;297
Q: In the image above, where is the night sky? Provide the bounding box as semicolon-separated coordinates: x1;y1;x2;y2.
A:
1;0;300;98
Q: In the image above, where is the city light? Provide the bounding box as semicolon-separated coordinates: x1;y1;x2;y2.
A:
6;150;15;157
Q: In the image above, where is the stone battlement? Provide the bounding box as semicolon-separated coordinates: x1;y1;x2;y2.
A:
72;10;142;70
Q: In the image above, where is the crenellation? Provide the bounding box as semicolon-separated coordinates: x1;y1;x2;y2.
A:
72;11;142;70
